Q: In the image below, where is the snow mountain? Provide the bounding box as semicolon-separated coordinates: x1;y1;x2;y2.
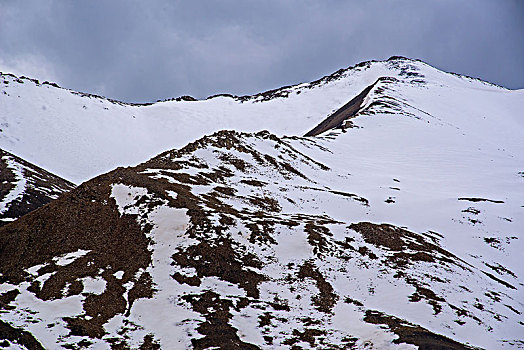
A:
3;57;521;184
0;57;523;349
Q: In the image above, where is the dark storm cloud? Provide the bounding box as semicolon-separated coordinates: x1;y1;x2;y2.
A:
1;0;523;103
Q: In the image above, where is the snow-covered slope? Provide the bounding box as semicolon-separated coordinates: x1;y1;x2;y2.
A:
2;57;520;184
0;54;522;349
0;148;75;226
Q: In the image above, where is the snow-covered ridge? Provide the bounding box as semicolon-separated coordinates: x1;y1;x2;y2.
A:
1;57;515;184
0;153;27;215
0;148;75;225
0;56;507;106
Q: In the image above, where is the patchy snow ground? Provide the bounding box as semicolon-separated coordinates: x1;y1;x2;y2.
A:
0;57;522;349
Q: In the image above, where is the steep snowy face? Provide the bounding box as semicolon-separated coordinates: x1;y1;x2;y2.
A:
0;125;521;349
1;57;516;183
0;148;75;225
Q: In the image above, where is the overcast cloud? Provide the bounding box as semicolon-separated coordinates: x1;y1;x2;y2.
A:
1;0;523;103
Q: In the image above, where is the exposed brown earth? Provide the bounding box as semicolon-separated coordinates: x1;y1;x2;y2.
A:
458;197;504;204
298;261;338;313
304;81;377;137
364;310;478;350
0;320;45;350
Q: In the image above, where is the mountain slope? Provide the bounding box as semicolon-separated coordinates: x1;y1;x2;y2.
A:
0;125;522;349
0;148;75;226
2;57;520;183
0;57;522;349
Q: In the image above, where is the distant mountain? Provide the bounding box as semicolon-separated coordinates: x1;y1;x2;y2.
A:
0;55;522;348
3;57;520;184
0;148;75;226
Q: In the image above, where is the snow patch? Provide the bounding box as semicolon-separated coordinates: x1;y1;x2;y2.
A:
53;249;90;267
0;155;27;213
113;271;124;279
82;277;107;295
111;183;149;215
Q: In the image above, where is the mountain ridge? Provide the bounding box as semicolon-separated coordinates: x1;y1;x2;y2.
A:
0;56;509;107
0;57;522;349
2;56;519;184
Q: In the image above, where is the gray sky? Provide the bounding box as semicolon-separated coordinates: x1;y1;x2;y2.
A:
1;0;523;103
